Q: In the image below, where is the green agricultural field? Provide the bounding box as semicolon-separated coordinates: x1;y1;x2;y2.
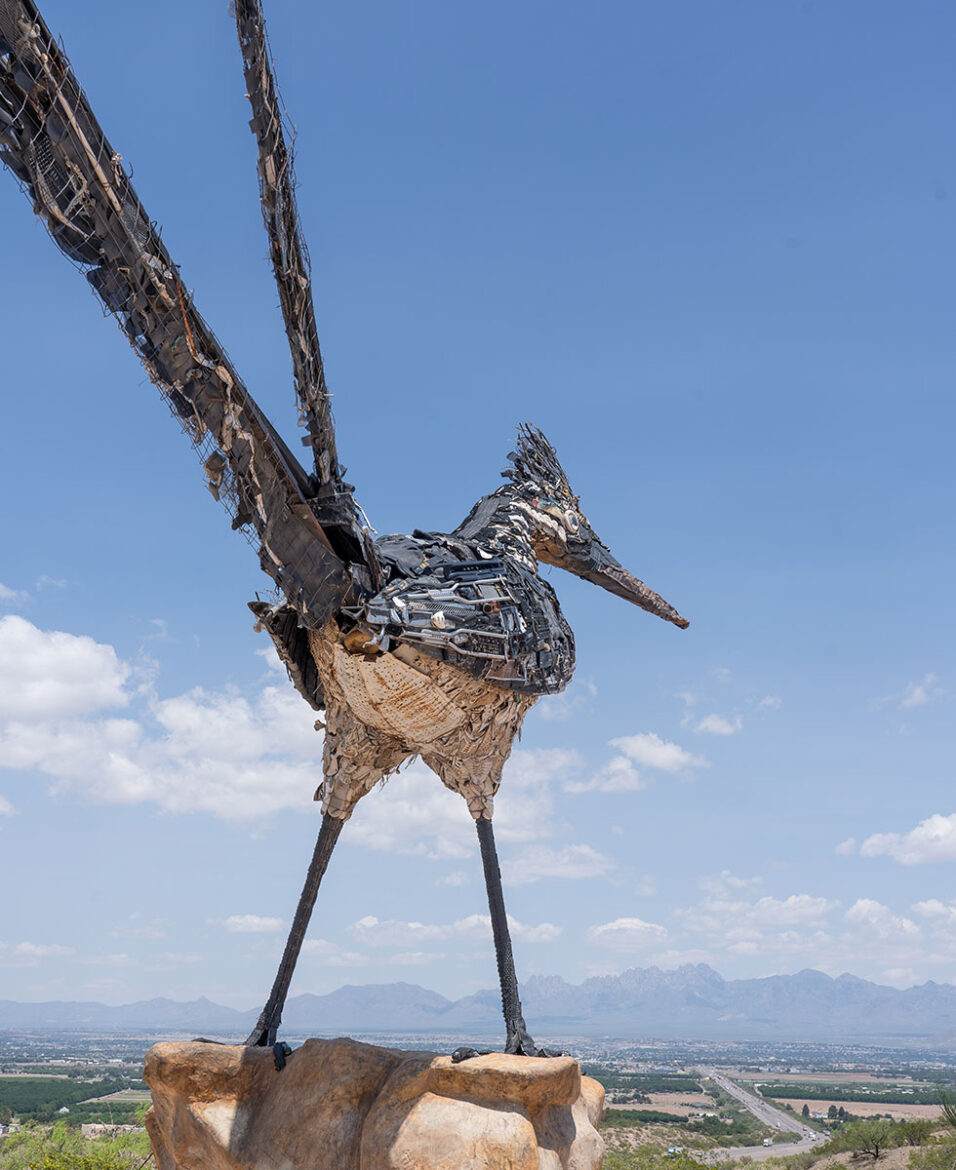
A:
756;1082;942;1105
582;1072;704;1095
0;1075;128;1121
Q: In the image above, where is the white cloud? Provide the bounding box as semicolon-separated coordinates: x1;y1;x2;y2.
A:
610;732;708;773
0;795;15;817
860;814;956;865
844;899;920;943
0;618;326;820
648;947;716;968
535;678;598;723
835;837;857;855
502;843;615;885
678;890;836;941
567;732;708;794
586;917;669;952
758;695;782;710
0;583;28;606
300;938;368;966
112;921;166;940
700;870;762;895
349;913;561;949
79;952;137;969
899;673;943;709
0;616;129;720
347;748;581;859
912;898;956;925
565;755;644;794
0;941;76;967
881;967;922;988
388;951;443;966
221;914;285;934
436;870;470;887
694;713;742;736
675;878;838;965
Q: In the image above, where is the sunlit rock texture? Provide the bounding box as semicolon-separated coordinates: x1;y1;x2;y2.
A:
144;1037;605;1169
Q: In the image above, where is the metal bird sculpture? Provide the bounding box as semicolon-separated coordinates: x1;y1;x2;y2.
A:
0;0;688;1062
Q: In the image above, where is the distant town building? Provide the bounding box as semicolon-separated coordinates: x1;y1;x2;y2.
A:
81;1124;143;1139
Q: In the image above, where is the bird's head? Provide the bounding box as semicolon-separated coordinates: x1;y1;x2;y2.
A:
502;424;689;629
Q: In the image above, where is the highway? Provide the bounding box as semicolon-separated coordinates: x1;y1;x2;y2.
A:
698;1067;822;1162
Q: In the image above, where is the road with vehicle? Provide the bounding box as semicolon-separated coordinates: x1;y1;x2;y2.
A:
698;1067;823;1162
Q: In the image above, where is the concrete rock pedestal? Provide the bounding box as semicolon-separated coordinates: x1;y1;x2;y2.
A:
144;1038;604;1170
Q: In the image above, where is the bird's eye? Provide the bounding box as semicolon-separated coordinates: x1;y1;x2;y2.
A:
565;511;580;533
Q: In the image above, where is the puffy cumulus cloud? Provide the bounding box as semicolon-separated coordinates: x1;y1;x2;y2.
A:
694;714;742;736
844;899;921;944
679;892;835;938
675;879;837;961
899;673;944;710
910;901;956;956
0;795;15;817
221;914;285;934
0;616;129;720
566;754;644;794
757;695;782;710
610;732;708;774
912;899;956;925
835;837;857;855
567;732;707;796
0;618;326;820
502;843;615;885
860;814;956;865
346;749;581;860
300;939;368;967
349;913;561;949
436;871;470;888
586;917;669;953
0;940;76;967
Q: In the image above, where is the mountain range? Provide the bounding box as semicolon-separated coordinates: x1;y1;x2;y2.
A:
3;965;956;1043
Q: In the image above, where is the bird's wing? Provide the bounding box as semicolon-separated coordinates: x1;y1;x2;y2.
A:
0;0;358;626
234;0;379;581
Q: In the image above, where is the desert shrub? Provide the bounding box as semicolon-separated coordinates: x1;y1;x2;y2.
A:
0;1121;152;1169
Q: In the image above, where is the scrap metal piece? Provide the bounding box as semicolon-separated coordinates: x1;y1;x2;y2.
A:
0;0;357;627
234;0;379;584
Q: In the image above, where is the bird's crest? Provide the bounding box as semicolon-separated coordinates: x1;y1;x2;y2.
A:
503;424;574;503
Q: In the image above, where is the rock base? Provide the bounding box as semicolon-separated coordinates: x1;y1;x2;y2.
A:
144;1037;605;1170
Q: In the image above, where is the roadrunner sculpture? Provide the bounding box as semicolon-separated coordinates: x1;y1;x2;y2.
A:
0;0;689;1061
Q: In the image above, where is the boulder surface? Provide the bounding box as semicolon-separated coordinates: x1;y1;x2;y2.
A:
144;1038;605;1170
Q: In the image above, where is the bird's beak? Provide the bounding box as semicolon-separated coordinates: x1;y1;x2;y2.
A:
568;536;689;629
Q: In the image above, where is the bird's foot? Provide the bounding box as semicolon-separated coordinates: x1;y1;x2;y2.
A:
451;1016;565;1062
246;1014;292;1070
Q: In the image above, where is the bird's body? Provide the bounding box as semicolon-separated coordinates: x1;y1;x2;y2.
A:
0;0;688;1061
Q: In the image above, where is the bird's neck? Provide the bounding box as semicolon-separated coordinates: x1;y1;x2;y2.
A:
454;488;539;570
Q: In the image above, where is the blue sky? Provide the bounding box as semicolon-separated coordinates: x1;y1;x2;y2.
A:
0;0;954;1010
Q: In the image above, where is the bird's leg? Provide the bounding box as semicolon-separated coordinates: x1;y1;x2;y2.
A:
459;815;544;1058
246;812;344;1063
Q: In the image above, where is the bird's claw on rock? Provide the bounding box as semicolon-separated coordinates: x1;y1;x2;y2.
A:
451;1046;493;1063
451;1043;565;1062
